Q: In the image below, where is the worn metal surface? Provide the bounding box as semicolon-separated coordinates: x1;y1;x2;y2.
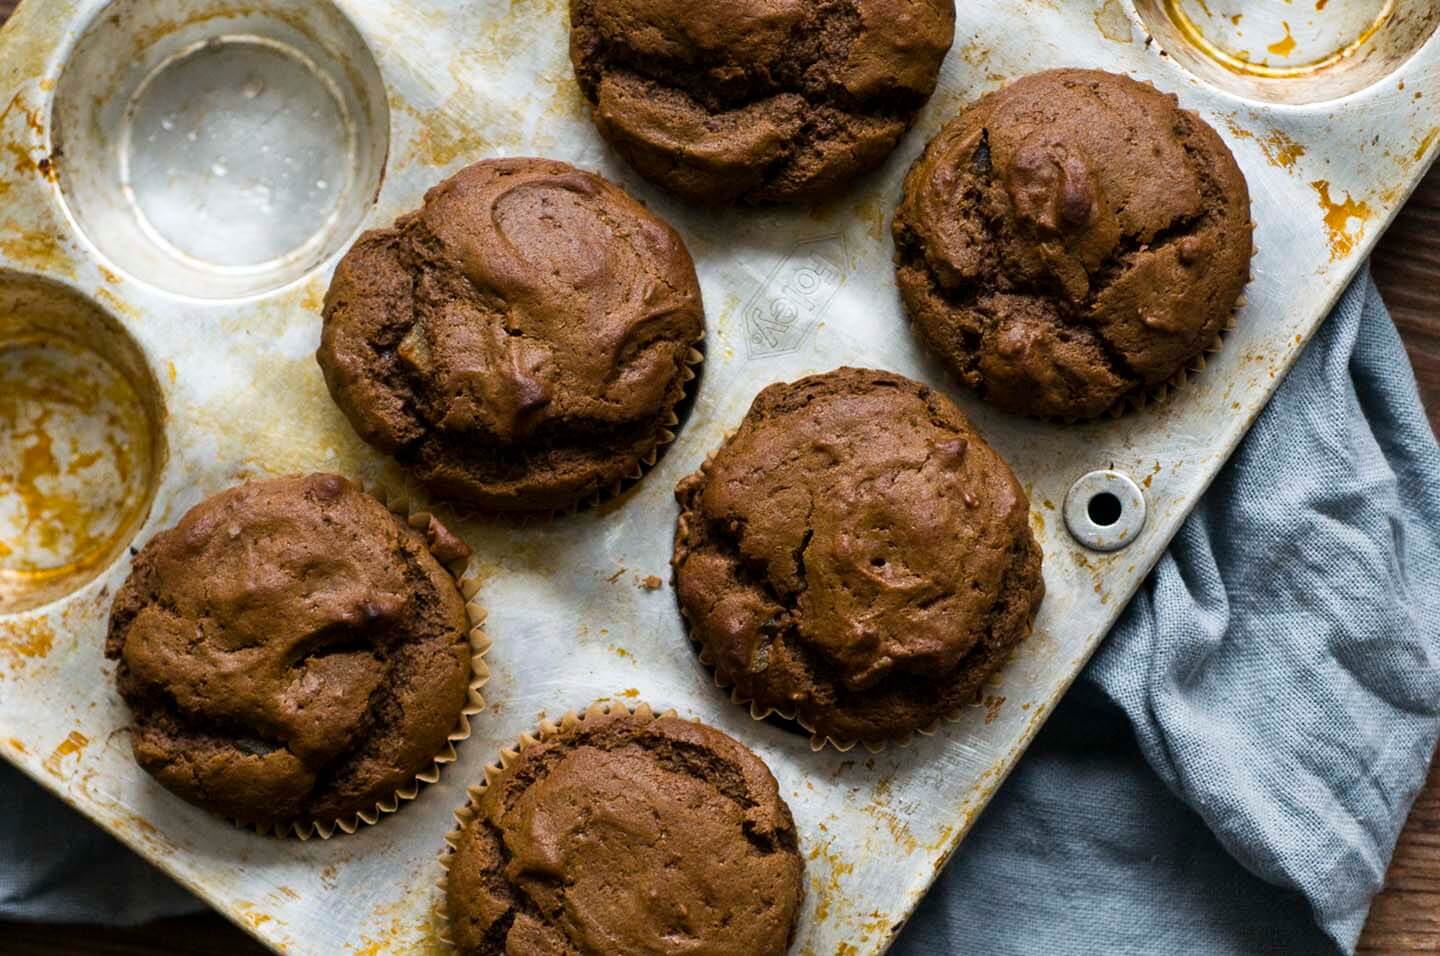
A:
0;1;1436;953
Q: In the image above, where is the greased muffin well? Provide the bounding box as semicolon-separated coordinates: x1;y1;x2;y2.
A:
570;0;955;205
105;474;473;829
443;706;804;956
893;69;1254;420
317;158;704;514
673;368;1044;745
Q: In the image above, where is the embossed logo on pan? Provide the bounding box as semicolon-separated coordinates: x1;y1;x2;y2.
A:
744;236;847;359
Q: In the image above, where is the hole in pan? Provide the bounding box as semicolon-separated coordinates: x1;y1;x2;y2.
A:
51;0;391;300
1087;492;1124;528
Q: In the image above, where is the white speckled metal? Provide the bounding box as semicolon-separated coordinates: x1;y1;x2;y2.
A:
0;1;1436;953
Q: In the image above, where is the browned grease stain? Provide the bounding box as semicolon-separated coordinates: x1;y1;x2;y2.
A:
1311;181;1373;260
402;100;491;168
1224;121;1306;171
96;288;140;320
807;840;856;924
301;280;325;313
620;688;640;699
349;919;403;956
43;730;88;777
983;694;1006;724
235;901;274;931
0;341;150;591
1094;0;1132;43
0;90;45;180
0;619;54;670
1416;128;1440;163
6;738;27;755
1267;21;1297;58
1260;130;1305;170
0;226;74;278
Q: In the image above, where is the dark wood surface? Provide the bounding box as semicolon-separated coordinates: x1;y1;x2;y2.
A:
2;0;1438;951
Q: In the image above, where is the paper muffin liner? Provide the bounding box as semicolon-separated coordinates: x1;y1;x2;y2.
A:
565;342;705;517
431;700;675;950
245;480;491;841
1112;221;1257;419
434;342;705;524
672;448;995;755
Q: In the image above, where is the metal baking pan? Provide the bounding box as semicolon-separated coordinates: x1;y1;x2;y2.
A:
1;1;1436;952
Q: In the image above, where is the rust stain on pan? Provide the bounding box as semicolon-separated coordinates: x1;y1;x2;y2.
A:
1311;180;1374;260
1417;127;1440;162
0;619;54;670
1224;120;1307;171
43;730;88;777
1094;0;1133;43
0;226;74;277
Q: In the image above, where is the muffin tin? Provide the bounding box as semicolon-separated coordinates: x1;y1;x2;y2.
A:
0;1;1436;953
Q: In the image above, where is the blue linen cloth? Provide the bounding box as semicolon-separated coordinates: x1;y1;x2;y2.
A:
3;268;1437;953
897;268;1440;955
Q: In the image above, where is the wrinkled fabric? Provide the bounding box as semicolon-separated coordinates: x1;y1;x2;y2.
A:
3;270;1438;952
898;269;1440;955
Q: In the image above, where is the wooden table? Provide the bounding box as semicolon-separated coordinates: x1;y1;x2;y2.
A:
2;1;1437;952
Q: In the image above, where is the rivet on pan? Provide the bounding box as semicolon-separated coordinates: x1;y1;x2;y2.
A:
1063;470;1147;553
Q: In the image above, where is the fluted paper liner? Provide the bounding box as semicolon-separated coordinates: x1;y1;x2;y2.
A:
245;480;491;841
431;700;674;950
570;342;704;516
673;448;1021;755
438;343;705;523
1117;220;1257;419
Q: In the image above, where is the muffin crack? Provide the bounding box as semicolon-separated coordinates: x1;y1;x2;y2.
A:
573;0;895;120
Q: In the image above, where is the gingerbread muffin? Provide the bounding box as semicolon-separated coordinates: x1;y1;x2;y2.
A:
893;69;1253;419
673;368;1044;745
106;474;474;830
570;0;956;205
443;705;804;955
317;158;705;513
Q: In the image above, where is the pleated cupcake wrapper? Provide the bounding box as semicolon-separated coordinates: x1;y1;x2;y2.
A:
434;343;705;524
242;481;491;841
1117;299;1245;419
559;343;704;517
1104;222;1257;420
674;448;958;755
431;700;676;951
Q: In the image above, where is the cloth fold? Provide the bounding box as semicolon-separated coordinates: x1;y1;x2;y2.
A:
898;268;1440;955
3;269;1437;955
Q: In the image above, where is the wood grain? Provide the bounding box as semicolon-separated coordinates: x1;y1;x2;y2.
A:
0;0;1436;950
1373;165;1440;439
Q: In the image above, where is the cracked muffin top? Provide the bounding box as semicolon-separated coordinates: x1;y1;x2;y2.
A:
105;474;473;828
672;368;1044;744
569;0;955;205
893;69;1253;420
445;707;804;956
317;158;705;513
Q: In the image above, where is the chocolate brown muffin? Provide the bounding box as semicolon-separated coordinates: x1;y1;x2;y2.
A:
105;474;474;830
317;158;705;513
893;69;1253;419
570;0;955;205
673;368;1044;745
444;706;804;955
